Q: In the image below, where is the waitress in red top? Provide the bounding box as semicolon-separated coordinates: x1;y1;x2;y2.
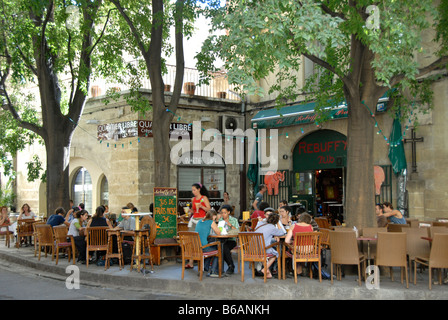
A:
185;183;211;268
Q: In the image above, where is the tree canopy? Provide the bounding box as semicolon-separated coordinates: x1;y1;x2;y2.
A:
199;0;448;226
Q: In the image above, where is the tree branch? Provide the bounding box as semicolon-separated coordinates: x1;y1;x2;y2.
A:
168;0;185;112
319;2;346;21
110;0;149;56
87;7;115;56
390;56;448;87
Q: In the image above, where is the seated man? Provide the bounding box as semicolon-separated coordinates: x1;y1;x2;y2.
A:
46;207;70;227
218;205;239;275
113;207;136;241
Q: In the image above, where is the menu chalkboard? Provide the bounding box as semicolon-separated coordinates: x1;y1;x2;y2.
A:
153;187;178;243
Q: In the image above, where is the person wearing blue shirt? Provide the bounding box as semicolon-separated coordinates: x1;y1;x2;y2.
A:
46;207;69;227
195;210;221;277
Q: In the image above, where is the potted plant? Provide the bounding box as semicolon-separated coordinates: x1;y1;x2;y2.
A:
91;85;101;97
183;82;196;95
217;91;226;99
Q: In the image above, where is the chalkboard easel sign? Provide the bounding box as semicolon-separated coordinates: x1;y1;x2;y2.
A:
153;187;178;244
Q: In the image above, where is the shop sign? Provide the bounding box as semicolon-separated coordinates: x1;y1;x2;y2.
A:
97;120;192;140
293;130;347;171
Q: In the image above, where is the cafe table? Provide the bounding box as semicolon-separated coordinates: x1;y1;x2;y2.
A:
121;212;152;270
356;236;377;267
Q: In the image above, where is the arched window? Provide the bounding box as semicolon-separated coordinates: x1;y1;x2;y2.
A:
100;175;109;206
72;167;92;214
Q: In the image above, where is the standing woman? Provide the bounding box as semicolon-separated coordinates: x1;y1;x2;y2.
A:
184;183;211;269
188;183;211;231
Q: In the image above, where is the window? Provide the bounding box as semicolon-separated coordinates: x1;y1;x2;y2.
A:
72;167;92;214
100;175;109;206
177;152;226;210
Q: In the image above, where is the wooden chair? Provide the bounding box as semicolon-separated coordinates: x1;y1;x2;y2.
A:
239;220;251;232
105;229;123;270
414;233;448;290
177;222;189;233
360;227;387;261
375;232;409;288
33;221;46;256
387;224;409;232
0;223;13;248
404;227;430;282
329;230;366;286
432;221;448;227
178;231;222;281
428;226;448;239
319;228;331;250
85;227;109;268
282;232;322;284
53;225;75;265
250;218;259;231
315;217;330;229
35;224;55;261
238;232;281;283
16;219;37;248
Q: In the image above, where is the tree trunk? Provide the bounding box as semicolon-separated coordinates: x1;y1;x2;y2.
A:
344;95;376;228
153;101;173;187
44;133;72;216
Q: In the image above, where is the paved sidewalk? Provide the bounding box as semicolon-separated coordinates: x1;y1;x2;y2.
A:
0;240;447;300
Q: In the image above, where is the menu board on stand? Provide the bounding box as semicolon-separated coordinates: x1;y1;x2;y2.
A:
153;187;178;244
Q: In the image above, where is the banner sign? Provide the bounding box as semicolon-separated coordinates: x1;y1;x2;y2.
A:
97;121;192;141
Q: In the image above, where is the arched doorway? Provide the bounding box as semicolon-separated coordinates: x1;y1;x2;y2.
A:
292;129;347;222
72;167;93;214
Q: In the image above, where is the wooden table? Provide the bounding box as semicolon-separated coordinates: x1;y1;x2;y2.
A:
121;213;151;270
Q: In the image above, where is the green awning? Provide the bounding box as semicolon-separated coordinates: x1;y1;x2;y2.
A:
251;94;389;129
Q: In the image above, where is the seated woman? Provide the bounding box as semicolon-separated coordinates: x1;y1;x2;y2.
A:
254;213;286;279
68;210;89;263
87;206;112;228
381;202;406;224
0;206;11;234
285;213;314;275
278;206;293;231
195;209;221;277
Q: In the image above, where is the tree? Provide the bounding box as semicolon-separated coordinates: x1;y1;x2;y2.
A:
109;0;202;187
199;0;448;227
0;0;123;214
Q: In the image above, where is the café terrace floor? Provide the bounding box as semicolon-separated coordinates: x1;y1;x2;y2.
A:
0;240;447;300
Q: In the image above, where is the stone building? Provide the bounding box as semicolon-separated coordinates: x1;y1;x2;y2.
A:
13;81;247;218
9;12;448;223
